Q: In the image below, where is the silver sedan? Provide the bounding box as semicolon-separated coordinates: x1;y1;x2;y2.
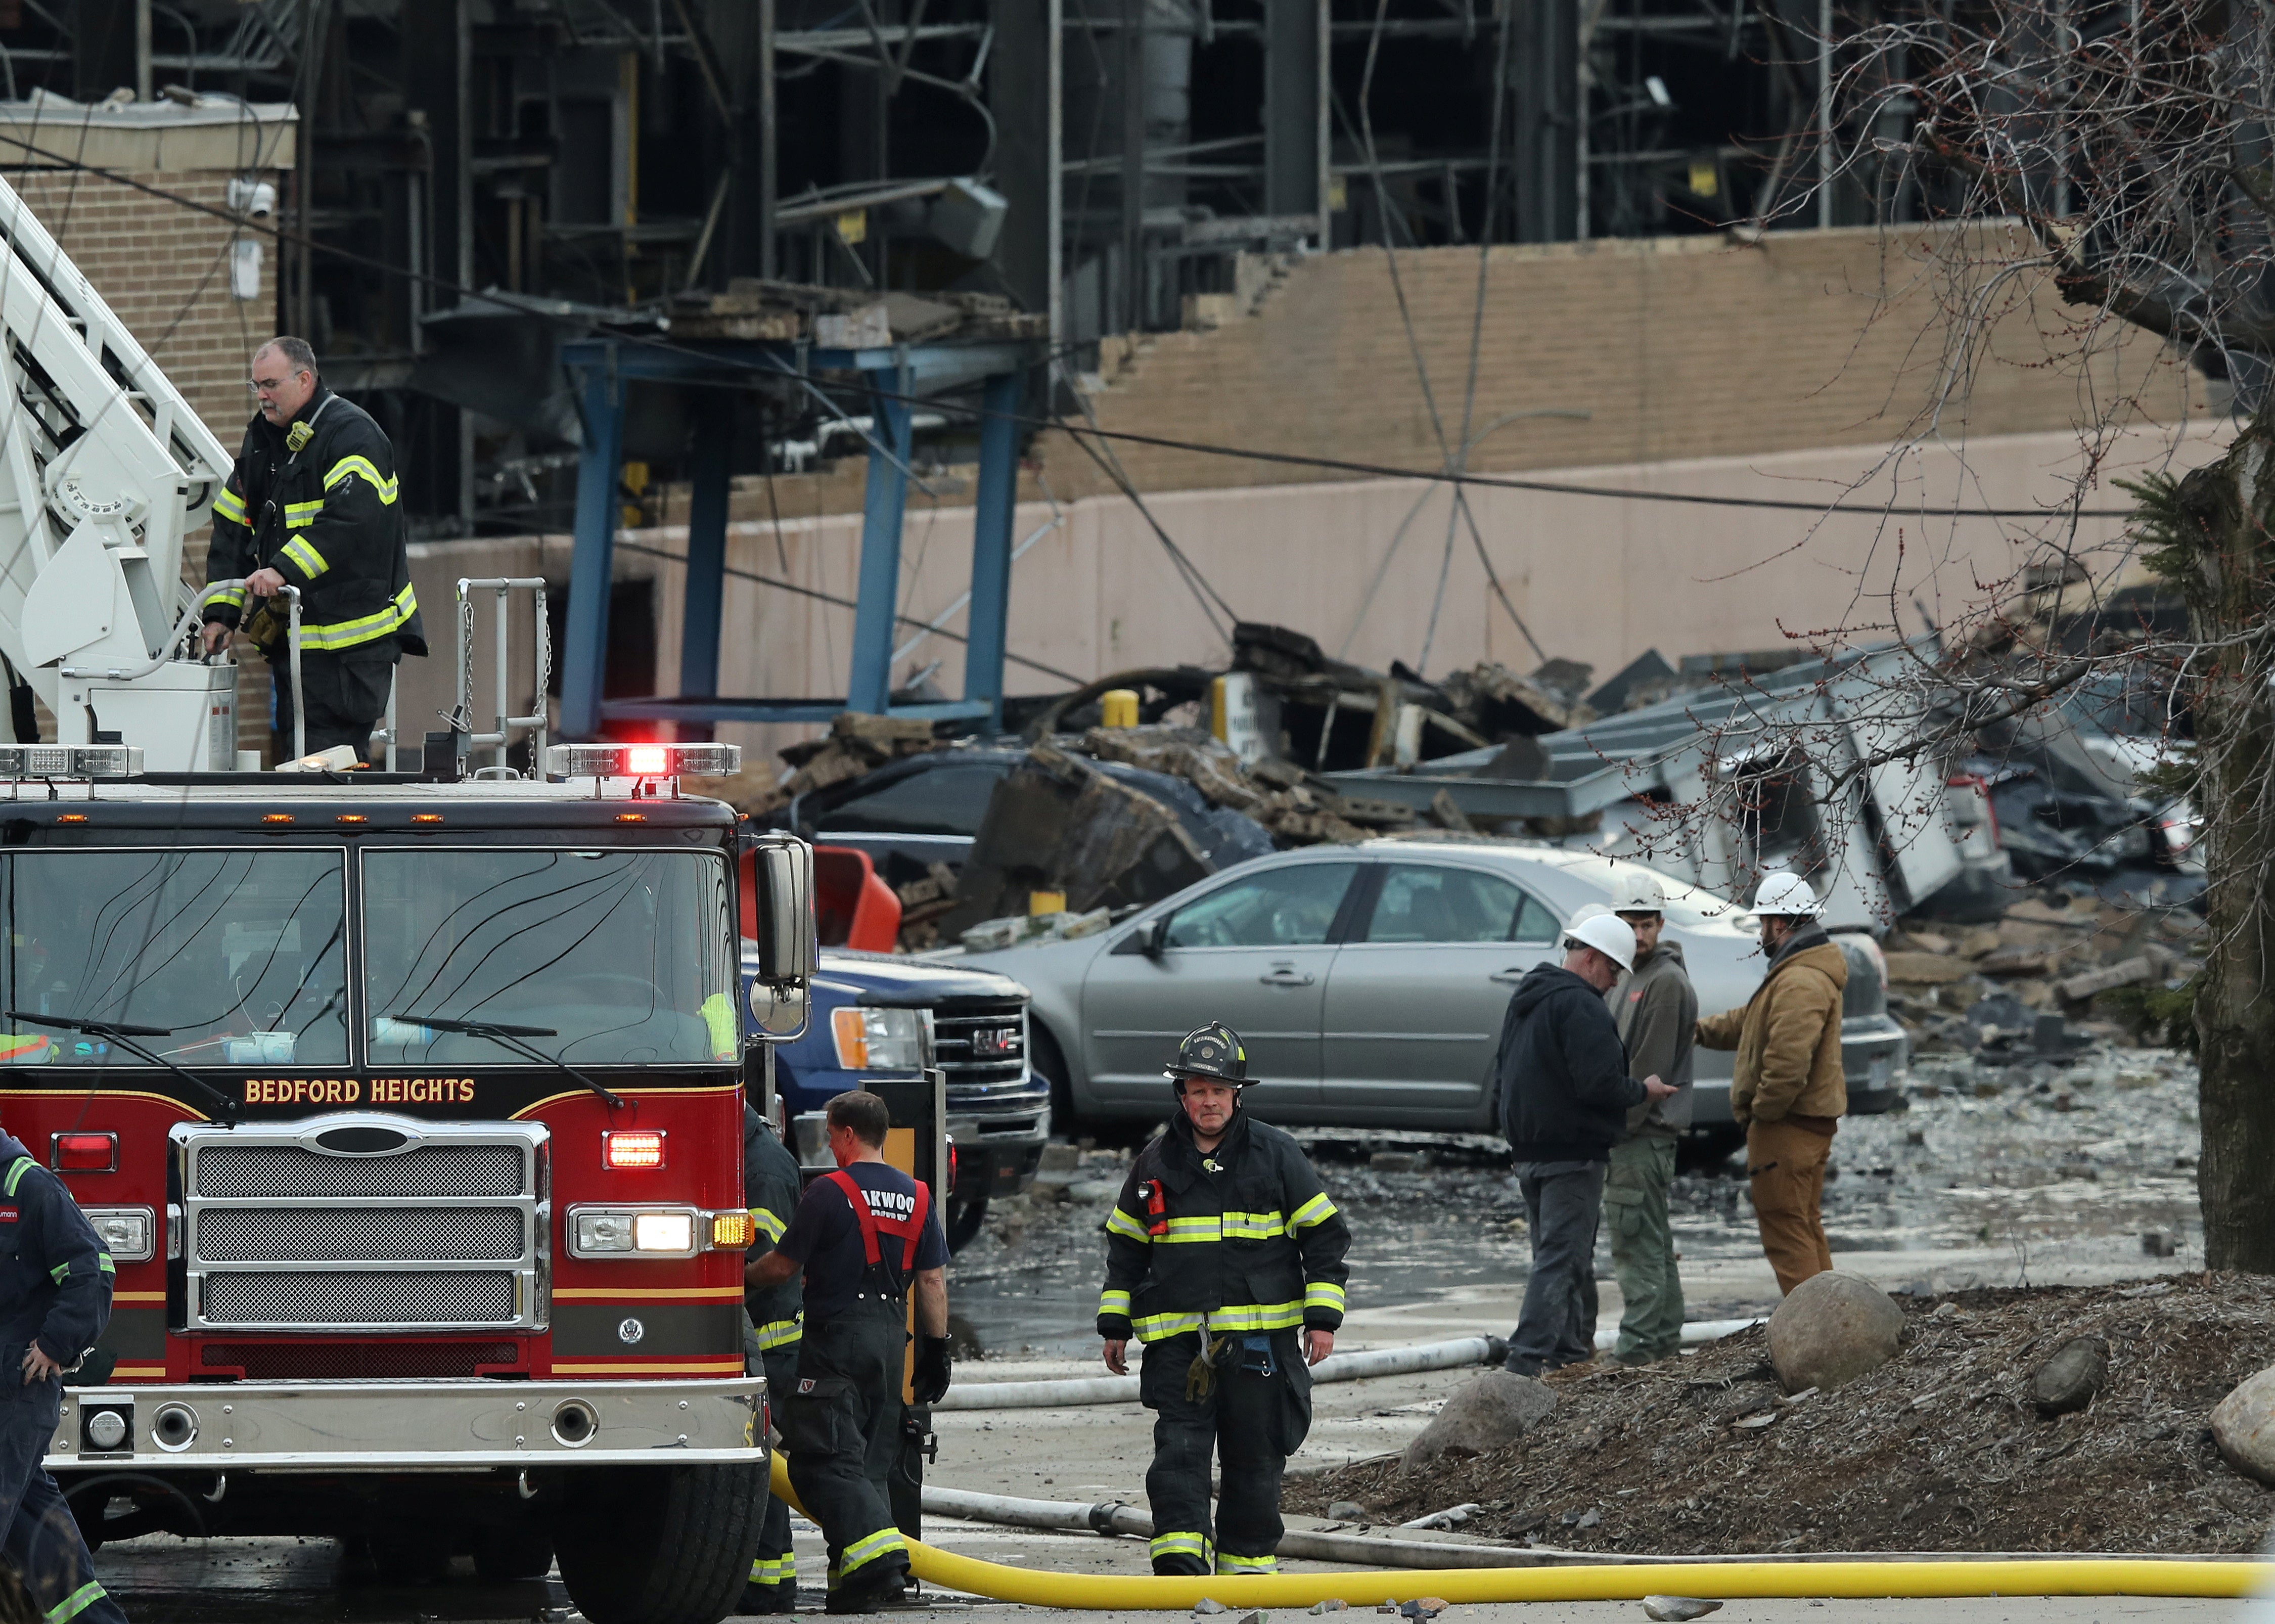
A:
960;839;1906;1152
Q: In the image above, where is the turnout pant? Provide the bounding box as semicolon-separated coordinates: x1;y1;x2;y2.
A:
745;1315;801;1601
1746;1119;1835;1294
0;1356;126;1624
1505;1160;1604;1376
781;1307;912;1598
1139;1329;1312;1576
271;647;396;759
1605;1135;1685;1365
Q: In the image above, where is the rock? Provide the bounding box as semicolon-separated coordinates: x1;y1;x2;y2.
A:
2213;1367;2275;1483
1766;1271;1904;1393
1370;1151;1425;1173
1327;1502;1368;1522
1194;1602;1228;1616
2030;1335;2109;1416
1398;1370;1556;1473
2142;1230;2178;1258
1308;1603;1349;1615
1644;1603;1723;1623
1037;1142;1081;1173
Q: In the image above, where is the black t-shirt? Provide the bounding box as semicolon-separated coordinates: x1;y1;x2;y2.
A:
777;1160;948;1321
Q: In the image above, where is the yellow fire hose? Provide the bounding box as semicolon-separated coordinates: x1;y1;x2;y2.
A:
768;1456;2263;1608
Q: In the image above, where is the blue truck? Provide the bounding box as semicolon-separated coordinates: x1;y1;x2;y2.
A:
742;945;1048;1252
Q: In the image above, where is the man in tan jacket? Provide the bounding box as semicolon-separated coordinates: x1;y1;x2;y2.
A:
1695;873;1847;1293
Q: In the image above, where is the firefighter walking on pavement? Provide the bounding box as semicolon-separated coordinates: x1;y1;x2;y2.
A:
0;1125;125;1624
1097;1023;1351;1577
740;1089;805;1615
745;1091;952;1614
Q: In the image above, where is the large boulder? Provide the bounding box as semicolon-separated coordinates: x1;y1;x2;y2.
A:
1399;1370;1556;1473
1766;1271;1904;1393
2212;1367;2275;1483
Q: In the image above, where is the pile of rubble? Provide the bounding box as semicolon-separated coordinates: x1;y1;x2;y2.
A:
685;710;941;820
1286;1274;2275;1554
1879;894;2202;1056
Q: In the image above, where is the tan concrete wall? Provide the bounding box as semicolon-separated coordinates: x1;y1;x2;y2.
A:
428;419;2216;775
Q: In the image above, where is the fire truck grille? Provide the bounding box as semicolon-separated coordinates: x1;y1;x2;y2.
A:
193;1144;527;1199
195;1207;526;1263
203;1271;519;1327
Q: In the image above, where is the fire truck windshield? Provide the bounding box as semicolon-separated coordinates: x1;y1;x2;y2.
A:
363;848;736;1066
0;849;348;1066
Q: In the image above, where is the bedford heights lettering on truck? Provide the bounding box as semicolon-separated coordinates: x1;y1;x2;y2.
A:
242;1077;479;1106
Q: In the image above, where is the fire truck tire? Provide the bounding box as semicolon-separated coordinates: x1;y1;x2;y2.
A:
471;1526;555;1583
551;1460;766;1624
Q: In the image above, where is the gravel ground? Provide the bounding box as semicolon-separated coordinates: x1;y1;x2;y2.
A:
1283;1273;2275;1554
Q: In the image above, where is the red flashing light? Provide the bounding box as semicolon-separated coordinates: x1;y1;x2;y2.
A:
604;1131;665;1170
51;1132;117;1173
626;745;670;776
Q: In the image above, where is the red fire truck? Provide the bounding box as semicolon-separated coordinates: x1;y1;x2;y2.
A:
19;743;814;1624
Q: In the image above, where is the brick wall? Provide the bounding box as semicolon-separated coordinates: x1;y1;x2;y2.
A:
8;160;285;752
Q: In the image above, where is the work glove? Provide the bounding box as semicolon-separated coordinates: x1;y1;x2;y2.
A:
912;1335;952;1405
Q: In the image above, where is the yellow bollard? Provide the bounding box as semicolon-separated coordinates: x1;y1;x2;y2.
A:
1099;689;1140;729
1028;891;1067;916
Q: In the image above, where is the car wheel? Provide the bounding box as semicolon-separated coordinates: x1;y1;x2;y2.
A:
945;1195;989;1255
1677;1124;1747;1173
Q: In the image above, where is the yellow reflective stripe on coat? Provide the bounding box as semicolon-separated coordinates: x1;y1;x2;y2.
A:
749;1206;787;1245
211;488;248;524
46;1580;109;1624
837;1527;907;1577
750;1554;796;1583
301;582;418;651
1288;1192;1338;1231
1098;1287;1132;1319
283;500;324;529
209;586;246;609
324;454;400;504
281;536;328;577
4;1158;33;1197
1153;1211;1285;1244
1105;1206;1149;1242
1130;1301;1304;1340
755;1315;802;1349
1304;1280;1346;1313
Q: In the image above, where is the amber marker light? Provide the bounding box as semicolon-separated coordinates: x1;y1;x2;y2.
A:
54;814;85;824
336;814;368;825
616;813;647;824
261;814;294;824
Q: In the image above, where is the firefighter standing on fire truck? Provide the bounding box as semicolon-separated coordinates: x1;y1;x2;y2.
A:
741;1091;805;1614
0;1125;124;1624
745;1091;951;1614
1097;1023;1350;1576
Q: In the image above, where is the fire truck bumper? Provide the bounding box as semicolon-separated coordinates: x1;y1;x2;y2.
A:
44;1376;767;1472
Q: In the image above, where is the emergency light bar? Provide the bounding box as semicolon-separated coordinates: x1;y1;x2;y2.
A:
0;745;142;779
541;743;741;780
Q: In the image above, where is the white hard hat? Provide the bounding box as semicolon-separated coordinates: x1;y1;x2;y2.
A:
1608;870;1668;914
1563;911;1636;974
1568;901;1613;925
1752;872;1822;917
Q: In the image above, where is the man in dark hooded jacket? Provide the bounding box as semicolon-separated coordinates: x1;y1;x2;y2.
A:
1493;913;1675;1376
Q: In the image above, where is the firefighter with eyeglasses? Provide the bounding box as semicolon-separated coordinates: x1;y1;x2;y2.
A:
1096;1023;1350;1576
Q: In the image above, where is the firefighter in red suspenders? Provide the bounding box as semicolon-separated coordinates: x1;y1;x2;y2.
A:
746;1091;952;1614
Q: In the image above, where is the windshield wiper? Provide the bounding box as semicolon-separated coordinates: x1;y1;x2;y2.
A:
5;1012;240;1123
395;1015;627;1110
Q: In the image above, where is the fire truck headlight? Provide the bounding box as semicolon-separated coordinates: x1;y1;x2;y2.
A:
572;1211;636;1254
82;1207;153;1262
633;1212;694;1253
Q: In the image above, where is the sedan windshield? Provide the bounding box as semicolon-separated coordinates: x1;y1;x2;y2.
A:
0;850;347;1066
363;849;735;1066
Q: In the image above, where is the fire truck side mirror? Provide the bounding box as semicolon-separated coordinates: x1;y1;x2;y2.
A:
745;836;815;1039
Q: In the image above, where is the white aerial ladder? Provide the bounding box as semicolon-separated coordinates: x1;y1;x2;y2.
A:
0;169;241;770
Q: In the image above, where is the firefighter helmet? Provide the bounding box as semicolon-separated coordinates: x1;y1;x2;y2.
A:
1166;1021;1249;1090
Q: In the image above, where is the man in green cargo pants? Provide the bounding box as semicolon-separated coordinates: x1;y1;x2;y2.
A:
1602;871;1698;1365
